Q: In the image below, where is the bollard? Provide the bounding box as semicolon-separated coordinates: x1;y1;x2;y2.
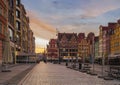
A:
79;63;82;69
66;62;68;66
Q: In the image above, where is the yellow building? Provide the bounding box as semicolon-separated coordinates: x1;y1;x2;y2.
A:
110;22;120;55
78;38;90;62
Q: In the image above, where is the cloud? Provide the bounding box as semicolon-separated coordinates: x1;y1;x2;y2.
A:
81;0;120;18
26;10;57;49
27;10;56;40
59;23;99;36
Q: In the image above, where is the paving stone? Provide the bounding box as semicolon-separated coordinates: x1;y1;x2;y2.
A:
18;62;120;85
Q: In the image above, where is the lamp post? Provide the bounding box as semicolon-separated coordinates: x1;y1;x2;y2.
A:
57;39;60;64
56;29;61;64
98;52;105;78
83;48;85;65
82;49;85;69
90;37;97;75
76;53;79;67
66;52;70;66
98;37;105;78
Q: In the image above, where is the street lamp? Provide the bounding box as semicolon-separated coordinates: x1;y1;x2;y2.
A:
81;49;85;69
66;52;70;66
82;48;85;64
98;37;105;78
76;53;79;67
57;39;60;64
89;37;97;75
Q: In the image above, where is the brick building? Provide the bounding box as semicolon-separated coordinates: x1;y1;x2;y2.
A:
0;0;7;64
57;33;78;61
6;0;35;64
109;22;120;56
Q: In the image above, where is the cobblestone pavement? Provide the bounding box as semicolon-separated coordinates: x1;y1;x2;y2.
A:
0;64;35;84
18;62;120;85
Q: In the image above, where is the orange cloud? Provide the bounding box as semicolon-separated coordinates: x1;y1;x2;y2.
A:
26;10;57;51
27;10;56;40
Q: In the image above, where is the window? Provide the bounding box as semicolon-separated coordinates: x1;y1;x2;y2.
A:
16;10;20;18
8;27;14;41
0;22;2;33
10;0;14;8
16;21;20;31
3;10;7;18
16;34;20;45
16;0;20;6
3;26;7;35
0;7;2;15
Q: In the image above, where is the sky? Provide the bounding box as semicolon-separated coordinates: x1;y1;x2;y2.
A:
22;0;120;53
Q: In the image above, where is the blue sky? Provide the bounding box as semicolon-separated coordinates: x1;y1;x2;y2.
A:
22;0;120;49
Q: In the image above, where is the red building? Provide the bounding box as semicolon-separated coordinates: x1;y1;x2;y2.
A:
57;33;78;61
47;39;58;61
0;0;7;64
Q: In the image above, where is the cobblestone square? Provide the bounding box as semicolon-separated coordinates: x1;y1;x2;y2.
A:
18;63;120;85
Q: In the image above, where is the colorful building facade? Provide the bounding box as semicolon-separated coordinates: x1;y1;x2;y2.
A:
110;22;120;55
78;38;90;62
47;39;58;61
58;33;78;60
94;36;99;58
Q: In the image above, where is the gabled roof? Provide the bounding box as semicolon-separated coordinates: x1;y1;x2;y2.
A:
58;33;77;41
78;33;85;42
49;39;57;44
108;23;117;29
87;32;95;44
87;32;94;39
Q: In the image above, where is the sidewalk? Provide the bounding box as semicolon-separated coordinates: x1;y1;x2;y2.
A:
0;63;36;85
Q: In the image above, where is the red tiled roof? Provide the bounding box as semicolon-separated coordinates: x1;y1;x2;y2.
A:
117;19;120;24
94;36;99;42
49;39;57;44
78;33;85;42
101;26;109;31
58;32;77;41
108;23;117;29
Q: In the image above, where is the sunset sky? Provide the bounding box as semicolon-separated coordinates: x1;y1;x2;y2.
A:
22;0;120;53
